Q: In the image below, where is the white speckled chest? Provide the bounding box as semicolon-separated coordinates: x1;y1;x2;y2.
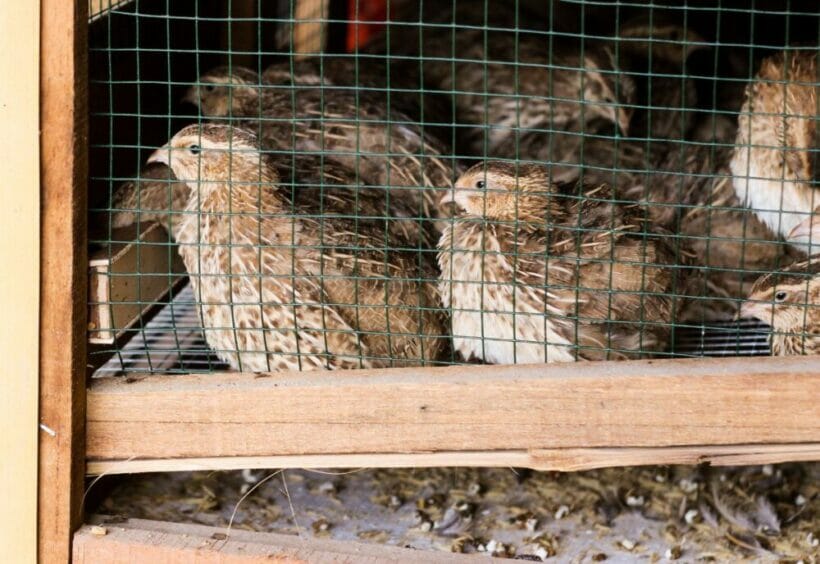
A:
438;222;575;364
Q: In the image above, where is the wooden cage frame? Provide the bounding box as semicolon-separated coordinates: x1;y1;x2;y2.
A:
4;0;814;560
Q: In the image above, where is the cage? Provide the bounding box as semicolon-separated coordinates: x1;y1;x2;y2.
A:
21;0;820;560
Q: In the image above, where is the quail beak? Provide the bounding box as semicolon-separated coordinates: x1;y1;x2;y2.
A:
439;188;460;215
787;213;819;243
180;86;199;106
618;109;631;137
147;146;170;166
738;301;769;323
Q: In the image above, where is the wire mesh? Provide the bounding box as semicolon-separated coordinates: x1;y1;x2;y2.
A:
87;0;820;375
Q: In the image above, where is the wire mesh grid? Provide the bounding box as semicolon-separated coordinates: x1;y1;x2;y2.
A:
87;0;820;376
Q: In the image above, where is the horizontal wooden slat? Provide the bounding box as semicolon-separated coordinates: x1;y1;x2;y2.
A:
87;356;820;463
87;443;820;476
74;517;481;563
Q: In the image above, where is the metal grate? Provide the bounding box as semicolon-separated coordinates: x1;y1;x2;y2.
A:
87;1;819;374
92;282;772;377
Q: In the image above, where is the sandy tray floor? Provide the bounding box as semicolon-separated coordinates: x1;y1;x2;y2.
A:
94;463;818;562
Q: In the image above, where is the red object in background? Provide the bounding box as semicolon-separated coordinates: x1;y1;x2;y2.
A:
347;0;387;52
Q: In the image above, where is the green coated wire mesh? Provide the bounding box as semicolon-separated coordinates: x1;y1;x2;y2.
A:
88;0;820;376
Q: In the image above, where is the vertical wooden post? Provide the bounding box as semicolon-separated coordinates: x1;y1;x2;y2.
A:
39;0;89;561
0;1;41;562
294;0;330;57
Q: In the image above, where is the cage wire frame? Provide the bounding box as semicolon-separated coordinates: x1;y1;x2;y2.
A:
32;0;820;557
86;0;818;373
79;0;820;457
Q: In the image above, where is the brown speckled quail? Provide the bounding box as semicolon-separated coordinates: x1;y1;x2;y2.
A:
740;258;820;356
731;49;819;254
146;124;446;372
437;161;681;363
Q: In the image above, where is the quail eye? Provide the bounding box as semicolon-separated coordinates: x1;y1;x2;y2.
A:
203;84;215;93
475;180;486;189
189;144;201;155
775;291;787;302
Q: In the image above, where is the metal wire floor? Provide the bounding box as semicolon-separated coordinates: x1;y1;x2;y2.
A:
92;284;772;377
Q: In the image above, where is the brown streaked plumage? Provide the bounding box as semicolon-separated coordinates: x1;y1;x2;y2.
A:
437;161;680;363
428;31;637;157
730;50;819;253
146;124;446;372
740;258;820;356
260;59;453;140
182;66;460;231
109;163;188;237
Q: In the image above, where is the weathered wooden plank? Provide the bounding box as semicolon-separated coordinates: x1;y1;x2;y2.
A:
0;0;41;561
88;223;186;345
39;0;89;560
86;443;820;476
87;356;820;461
74;518;482;563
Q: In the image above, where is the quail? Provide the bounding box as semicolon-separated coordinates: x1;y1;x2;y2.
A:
420;29;637;157
182;66;460;231
730;49;819;254
740;258;820;356
146;124;446;372
437;161;680;363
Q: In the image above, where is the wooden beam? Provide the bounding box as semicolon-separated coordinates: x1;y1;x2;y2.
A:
87;443;820;476
293;0;329;57
0;0;41;562
87;356;820;462
74;517;480;563
40;0;89;561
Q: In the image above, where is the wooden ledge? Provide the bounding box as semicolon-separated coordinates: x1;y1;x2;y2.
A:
87;443;820;476
75;517;479;563
87;356;820;466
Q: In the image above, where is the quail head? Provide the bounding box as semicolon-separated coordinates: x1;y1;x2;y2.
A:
146;124;446;372
437;161;680;364
730;49;819;254
740;258;820;356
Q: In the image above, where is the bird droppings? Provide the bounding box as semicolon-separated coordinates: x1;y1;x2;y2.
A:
684;509;700;526
93;463;818;560
625;495;645;508
554;505;570;520
619;539;637;551
665;545;683;560
678;478;699;494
